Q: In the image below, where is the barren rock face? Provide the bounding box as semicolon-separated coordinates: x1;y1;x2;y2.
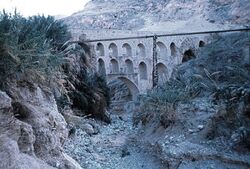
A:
0;91;12;109
63;0;250;32
0;86;82;169
0;91;56;169
8;84;68;161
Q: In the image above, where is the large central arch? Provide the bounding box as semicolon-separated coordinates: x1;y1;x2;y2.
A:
107;76;139;100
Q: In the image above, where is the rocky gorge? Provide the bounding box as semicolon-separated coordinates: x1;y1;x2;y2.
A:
1;0;250;169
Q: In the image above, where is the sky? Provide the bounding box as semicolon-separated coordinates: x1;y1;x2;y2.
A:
0;0;90;17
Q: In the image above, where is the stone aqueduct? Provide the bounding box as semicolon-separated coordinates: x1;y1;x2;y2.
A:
70;29;249;100
88;34;208;99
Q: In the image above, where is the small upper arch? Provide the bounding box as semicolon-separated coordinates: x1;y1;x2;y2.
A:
109;43;118;57
156;62;168;84
110;58;119;73
199;40;205;47
137;43;146;58
125;59;134;74
182;49;196;63
122;43;132;57
97;58;106;75
170;42;177;57
139;62;148;80
96;42;105;56
156;41;167;59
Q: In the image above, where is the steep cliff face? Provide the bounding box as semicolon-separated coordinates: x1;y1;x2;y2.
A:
0;87;82;169
63;0;250;32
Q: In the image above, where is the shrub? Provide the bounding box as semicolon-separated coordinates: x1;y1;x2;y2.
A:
136;32;250;128
68;71;111;123
0;11;111;123
0;10;71;88
59;44;111;123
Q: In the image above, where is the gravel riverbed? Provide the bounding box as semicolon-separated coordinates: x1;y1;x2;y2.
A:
64;112;165;169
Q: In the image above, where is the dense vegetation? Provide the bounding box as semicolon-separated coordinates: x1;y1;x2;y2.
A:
0;10;71;88
60;43;111;122
136;32;250;148
0;10;110;122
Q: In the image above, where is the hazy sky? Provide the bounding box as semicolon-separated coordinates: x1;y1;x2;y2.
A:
0;0;90;16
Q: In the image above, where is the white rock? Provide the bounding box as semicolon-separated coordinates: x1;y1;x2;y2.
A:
198;125;204;130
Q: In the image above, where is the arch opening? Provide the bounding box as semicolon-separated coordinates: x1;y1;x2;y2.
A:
156;41;167;59
122;43;132;57
199;41;205;47
98;58;106;76
109;43;118;57
182;49;196;63
125;59;134;74
156;63;168;85
170;42;177;57
137;43;146;58
139;62;147;80
108;77;139;101
96;43;105;56
110;59;119;73
118;77;139;100
199;40;205;48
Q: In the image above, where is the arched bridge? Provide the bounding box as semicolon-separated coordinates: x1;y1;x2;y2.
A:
76;28;250;100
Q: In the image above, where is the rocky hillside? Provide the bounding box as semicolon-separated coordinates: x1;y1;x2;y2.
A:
133;32;250;169
0;13;111;169
63;0;250;32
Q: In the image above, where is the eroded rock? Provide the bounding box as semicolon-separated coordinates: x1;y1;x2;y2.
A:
0;87;83;169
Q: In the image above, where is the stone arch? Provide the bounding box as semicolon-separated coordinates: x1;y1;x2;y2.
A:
98;58;106;75
182;49;196;63
116;77;139;100
199;41;205;47
125;59;134;74
156;63;168;85
96;43;104;56
139;62;147;80
170;42;177;57
122;43;132;57
137;43;146;57
110;59;119;73
109;43;118;57
156;41;167;59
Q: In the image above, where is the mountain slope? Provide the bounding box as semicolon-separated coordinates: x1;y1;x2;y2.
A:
63;0;250;32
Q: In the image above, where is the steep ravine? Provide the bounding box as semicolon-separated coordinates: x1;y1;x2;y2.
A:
62;31;250;169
